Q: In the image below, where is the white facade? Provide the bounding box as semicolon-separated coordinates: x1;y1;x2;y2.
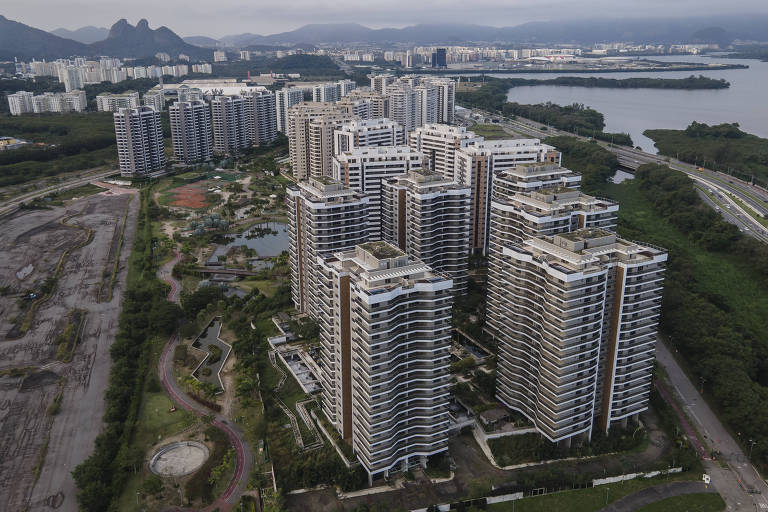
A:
276;87;304;133
210;95;249;154
244;90;278;145
408;124;483;181
333;118;406;155
332;146;423;239
286;177;370;316
169;100;213;163
8;91;34;116
318;242;452;484
97;91;140;112
143;90;165;112
113;106;166;177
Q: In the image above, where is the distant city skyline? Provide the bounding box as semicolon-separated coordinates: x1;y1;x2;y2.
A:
5;0;768;39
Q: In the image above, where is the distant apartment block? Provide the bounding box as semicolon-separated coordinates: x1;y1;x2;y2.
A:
489;229;666;444
276;87;304;133
346;89;389;119
7;91;34;115
169;100;213;163
97;91;140;112
244;89;278;145
113;106;166;177
142;90;165;112
381;169;471;292
286;177;370;316
317;241;453;484
332;146;423;239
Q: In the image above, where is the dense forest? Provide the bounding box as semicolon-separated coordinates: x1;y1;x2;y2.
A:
645;122;768;185
0;113;117;187
553;136;768;470
456;79;633;146
502;75;729;90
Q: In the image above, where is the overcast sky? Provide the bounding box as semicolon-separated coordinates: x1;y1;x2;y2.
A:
4;0;768;38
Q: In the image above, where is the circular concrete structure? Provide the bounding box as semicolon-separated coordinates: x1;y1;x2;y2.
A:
149;441;210;477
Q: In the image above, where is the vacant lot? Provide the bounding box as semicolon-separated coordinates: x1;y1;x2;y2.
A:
0;188;138;512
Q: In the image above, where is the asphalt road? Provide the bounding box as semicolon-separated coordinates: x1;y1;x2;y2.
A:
598;481;716;512
656;341;768;511
157;253;253;510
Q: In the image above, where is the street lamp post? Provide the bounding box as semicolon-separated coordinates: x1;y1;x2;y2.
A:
749;439;757;462
605;487;610;506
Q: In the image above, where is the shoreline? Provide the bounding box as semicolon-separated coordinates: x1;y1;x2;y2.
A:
419;63;749;75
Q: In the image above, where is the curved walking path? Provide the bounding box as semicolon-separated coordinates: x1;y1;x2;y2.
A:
157;251;253;511
598;481;716;512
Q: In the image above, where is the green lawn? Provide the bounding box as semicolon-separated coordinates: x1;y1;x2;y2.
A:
473;123;511;140
635;493;725;512
488;476;698;512
235;279;280;297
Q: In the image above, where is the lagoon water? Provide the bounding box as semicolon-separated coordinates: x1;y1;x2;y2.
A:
457;55;768;152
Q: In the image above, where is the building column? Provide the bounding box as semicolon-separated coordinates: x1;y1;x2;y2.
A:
420;455;428;469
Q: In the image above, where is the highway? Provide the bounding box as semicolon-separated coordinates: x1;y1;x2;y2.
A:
0;168;118;217
463;108;768;243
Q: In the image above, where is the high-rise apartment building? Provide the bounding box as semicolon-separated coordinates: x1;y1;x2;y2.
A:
408;124;483;181
143;90;165;112
244;89;278;145
113;106;166;177
346;89;389;119
381;169;471;292
454;140;562;252
432;48;447;68
414;85;439;127
286;177;370;316
169;100;213;163
317;241;453;484
386;84;418;132
313;83;340;103
210;95;249;154
7;91;34;116
287;102;356;180
333;118;406;155
276;87;304;133
336;97;372;120
422;78;456;124
332;146;423;238
371;74;396;94
489;229;666;444
97;91;140;112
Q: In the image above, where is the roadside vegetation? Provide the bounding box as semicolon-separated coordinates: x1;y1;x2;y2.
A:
72;190;183;511
555;136;768;472
457;78;633;146
645;121;768;185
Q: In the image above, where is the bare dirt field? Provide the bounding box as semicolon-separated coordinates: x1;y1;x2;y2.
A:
0;189;139;512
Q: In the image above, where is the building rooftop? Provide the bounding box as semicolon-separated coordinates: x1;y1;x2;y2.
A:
359;241;404;260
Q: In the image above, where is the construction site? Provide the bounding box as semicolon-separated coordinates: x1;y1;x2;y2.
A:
0;185;139;512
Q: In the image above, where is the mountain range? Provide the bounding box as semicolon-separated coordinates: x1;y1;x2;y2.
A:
51;25;108;44
3;14;768;62
0;16;211;60
196;15;768;47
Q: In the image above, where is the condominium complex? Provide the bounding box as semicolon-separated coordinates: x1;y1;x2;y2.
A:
210;95;249;154
286;177;370;316
7;91;34;116
244;89;278;145
336;97;372;120
317;241;453;483
169;100;213;163
9;90;87;115
287;102;356;180
370;74;396;94
408;124;483;181
386;84;418;132
454;141;562;252
381;169;471;292
346;89;389;119
113;106;166;177
97;91;140;112
276;87;304;133
313;83;341;103
142;90;165;112
333;118;406;155
489;229;666;443
414;85;439;127
332;146;424;238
